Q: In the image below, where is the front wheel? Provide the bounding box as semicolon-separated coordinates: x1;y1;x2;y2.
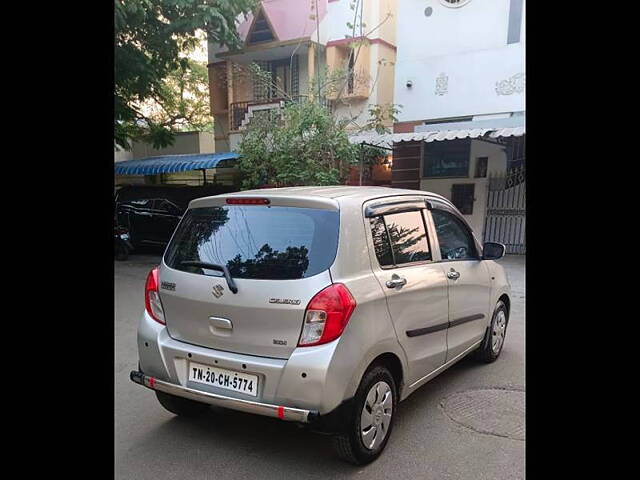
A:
332;365;396;465
115;241;129;261
474;300;508;363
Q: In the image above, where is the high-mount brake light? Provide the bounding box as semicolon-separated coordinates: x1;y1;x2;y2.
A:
298;283;356;347
144;267;166;325
226;198;270;205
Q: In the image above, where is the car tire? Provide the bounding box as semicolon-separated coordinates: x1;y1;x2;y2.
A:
332;365;397;465
155;391;209;417
115;243;129;261
474;300;508;363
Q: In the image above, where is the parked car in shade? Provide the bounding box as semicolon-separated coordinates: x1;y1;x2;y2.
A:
115;184;236;249
129;186;511;465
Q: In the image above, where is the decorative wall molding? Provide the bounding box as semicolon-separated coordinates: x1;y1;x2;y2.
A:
435;73;448;96
440;0;473;8
495;73;525;95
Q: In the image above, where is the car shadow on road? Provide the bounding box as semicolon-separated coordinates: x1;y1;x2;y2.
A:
122;356;488;478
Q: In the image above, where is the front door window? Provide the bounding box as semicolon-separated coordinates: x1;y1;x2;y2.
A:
431;209;478;260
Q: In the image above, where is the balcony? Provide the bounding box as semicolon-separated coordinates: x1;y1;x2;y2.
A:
230;98;286;131
325;44;370;101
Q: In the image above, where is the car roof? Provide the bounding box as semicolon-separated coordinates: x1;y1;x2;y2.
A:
225;186;450;204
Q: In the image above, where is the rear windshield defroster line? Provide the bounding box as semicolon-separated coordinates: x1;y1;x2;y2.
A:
164;205;340;280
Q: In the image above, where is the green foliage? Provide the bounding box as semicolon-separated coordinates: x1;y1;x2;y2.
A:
363;104;402;134
238;101;359;189
371;217;427;264
115;0;257;149
359;144;388;167
135;58;213;146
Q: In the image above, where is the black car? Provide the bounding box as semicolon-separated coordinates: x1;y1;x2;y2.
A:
115;184;236;249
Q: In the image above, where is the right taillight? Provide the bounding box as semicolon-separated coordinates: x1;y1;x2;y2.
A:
298;283;356;347
144;267;166;325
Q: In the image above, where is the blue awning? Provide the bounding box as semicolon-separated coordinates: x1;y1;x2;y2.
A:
114;152;240;176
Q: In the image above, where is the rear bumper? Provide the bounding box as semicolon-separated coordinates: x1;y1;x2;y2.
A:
137;310;356;414
130;370;318;423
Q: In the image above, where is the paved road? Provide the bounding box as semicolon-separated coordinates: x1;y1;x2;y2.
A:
116;254;524;479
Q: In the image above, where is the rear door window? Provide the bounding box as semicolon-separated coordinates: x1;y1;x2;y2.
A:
370;216;394;267
164;206;339;280
369;210;431;268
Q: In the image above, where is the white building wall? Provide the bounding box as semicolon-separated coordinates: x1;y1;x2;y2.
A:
325;0;396;43
398;44;524;121
394;0;525;123
326;0;358;42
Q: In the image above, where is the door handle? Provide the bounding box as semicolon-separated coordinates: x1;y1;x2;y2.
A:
447;269;460;280
386;274;407;289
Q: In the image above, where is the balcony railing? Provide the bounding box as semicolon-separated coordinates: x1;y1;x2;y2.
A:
230;98;285;131
230;101;250;131
229;95;334;131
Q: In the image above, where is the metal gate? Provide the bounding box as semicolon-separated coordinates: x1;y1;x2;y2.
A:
483;166;526;254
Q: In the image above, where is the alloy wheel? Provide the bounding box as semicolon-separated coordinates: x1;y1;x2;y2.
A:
360;381;393;450
492;310;507;354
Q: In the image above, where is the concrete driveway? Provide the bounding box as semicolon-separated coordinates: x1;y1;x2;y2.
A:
115;254;524;479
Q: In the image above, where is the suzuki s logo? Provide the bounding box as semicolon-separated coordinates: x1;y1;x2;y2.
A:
212;284;224;298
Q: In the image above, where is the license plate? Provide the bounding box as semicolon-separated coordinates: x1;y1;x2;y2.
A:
188;361;258;397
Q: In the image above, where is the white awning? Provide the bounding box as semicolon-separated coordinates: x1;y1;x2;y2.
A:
349;125;525;148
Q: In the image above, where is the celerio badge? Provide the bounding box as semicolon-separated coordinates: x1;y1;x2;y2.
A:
269;298;301;305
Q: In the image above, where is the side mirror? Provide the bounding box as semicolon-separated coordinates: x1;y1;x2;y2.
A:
482;242;506;260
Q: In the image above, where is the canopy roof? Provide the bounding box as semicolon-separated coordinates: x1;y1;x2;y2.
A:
114;153;239;176
349;126;525;148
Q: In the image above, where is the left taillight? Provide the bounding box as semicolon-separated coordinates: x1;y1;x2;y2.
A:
145;267;166;324
298;283;356;347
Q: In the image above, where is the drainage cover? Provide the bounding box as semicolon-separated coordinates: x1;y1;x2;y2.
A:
441;387;525;440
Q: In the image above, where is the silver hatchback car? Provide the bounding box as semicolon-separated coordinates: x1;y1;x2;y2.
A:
130;186;511;465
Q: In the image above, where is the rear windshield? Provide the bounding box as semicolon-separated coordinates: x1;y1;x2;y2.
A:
164;205;340;280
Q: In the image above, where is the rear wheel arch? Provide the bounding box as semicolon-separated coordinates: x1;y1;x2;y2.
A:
366;352;404;398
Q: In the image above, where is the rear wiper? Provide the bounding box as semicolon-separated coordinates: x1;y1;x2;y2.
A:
179;261;238;294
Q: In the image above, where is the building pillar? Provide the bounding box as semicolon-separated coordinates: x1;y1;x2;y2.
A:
308;43;316;99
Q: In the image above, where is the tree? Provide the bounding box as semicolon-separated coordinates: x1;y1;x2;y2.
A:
370;216;428;264
238;100;359;189
134;57;213;142
237;64;393;189
115;0;257;149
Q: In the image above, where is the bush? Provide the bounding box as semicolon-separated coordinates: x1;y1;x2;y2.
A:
238;101;359;189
